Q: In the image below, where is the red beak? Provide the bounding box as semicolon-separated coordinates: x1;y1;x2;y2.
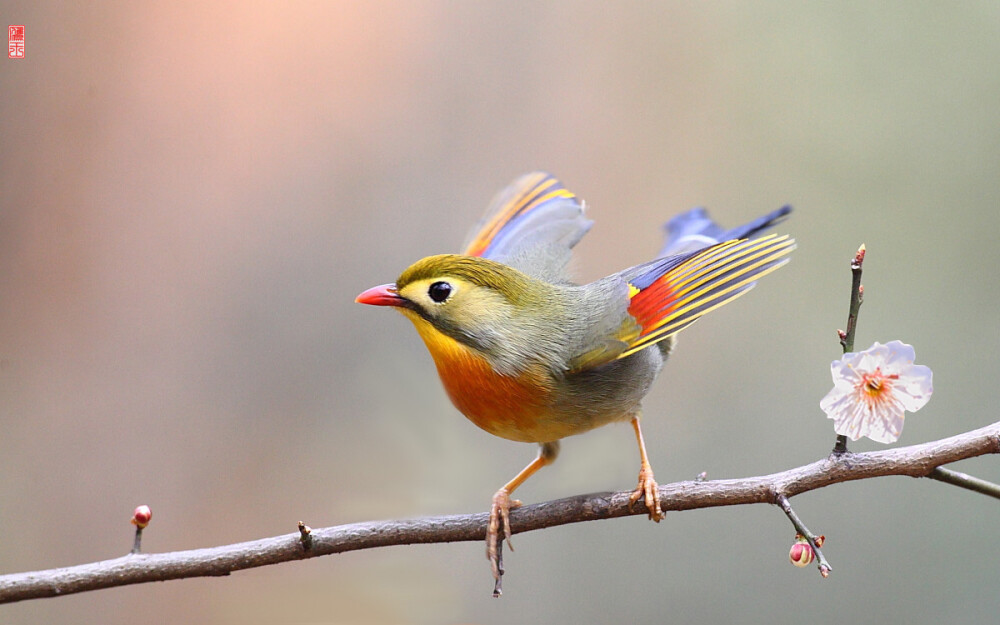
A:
355;283;406;307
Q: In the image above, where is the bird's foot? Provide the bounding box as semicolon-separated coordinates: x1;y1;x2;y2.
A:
629;464;664;522
487;488;522;582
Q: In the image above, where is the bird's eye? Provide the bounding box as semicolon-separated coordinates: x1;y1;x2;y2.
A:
428;281;453;303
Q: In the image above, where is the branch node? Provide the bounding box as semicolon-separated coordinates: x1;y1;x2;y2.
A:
832;435;849;455
298;522;313;550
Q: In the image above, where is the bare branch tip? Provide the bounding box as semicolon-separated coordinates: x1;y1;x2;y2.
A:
852;244;866;269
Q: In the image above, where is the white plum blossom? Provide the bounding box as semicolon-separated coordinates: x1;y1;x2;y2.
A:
820;341;933;444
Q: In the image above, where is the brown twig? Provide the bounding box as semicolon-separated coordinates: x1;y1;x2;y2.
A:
776;495;831;577
130;528;144;555
833;243;866;454
838;243;866;354
1;421;997;604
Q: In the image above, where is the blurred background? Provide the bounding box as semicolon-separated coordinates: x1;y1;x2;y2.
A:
2;2;999;623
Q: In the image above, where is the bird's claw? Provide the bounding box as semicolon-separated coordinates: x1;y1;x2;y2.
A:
629;465;663;522
487;489;521;581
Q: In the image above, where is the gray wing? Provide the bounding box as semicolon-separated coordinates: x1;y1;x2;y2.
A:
461;172;592;282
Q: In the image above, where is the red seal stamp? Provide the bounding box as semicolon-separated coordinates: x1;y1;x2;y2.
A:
9;25;24;58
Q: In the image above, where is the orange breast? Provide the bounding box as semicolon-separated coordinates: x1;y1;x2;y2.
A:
403;312;561;443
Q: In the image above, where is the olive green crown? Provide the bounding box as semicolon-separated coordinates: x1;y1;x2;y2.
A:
396;254;543;306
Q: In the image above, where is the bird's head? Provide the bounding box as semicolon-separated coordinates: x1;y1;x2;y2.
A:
356;254;552;357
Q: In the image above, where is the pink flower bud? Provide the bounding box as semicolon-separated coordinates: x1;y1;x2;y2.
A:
131;505;152;529
789;541;815;567
852;243;866;268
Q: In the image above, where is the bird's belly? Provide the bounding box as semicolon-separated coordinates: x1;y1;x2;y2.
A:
434;352;575;443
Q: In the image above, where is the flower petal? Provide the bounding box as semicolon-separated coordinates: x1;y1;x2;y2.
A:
821;385;905;443
894;364;933;412
879;340;917;375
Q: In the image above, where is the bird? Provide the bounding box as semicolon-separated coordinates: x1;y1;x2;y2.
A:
356;172;794;588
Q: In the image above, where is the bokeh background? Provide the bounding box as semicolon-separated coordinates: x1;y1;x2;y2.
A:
2;2;999;623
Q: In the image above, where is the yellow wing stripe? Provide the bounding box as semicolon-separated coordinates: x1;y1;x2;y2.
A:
666;235;790;303
662;239;743;287
664;235;778;295
520;188;576;216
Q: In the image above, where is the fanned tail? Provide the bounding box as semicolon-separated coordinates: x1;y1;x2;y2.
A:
659;205;792;257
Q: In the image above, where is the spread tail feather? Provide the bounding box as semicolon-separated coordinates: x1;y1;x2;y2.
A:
659;205;792;257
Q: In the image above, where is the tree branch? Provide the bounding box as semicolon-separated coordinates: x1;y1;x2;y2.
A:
2;420;997;604
927;466;1000;499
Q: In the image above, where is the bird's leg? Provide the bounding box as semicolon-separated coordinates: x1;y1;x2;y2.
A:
628;413;664;522
488;441;559;586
